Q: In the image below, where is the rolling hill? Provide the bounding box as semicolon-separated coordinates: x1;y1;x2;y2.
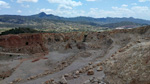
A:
0;12;149;32
32;12;150;25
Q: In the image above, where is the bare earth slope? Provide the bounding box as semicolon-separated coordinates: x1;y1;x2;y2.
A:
103;41;150;84
0;26;150;84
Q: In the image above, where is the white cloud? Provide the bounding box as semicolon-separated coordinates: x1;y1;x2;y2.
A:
17;10;22;13
40;8;85;17
86;0;96;1
47;0;82;9
17;0;38;3
121;4;128;7
139;0;150;2
21;4;30;8
58;4;72;9
131;6;149;13
131;3;137;5
0;0;10;9
40;5;150;20
87;6;150;20
40;8;53;13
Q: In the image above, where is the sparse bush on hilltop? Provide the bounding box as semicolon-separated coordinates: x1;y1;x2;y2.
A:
0;27;40;35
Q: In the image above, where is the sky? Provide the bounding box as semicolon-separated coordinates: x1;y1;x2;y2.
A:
0;0;150;20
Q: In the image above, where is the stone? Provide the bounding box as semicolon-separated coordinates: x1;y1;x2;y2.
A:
75;70;80;75
92;65;96;68
99;81;106;84
83;80;90;84
64;63;68;67
89;77;95;82
97;63;102;66
88;62;92;65
27;77;31;80
30;76;35;80
73;75;78;78
64;74;69;77
50;78;54;82
81;68;86;73
87;70;94;75
62;61;66;65
79;68;84;73
60;76;67;84
45;80;50;84
14;78;22;82
9;82;13;84
97;66;103;71
93;78;99;83
89;65;93;69
84;66;89;71
137;40;141;43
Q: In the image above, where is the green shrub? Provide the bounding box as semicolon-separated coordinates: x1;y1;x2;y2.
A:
0;27;40;35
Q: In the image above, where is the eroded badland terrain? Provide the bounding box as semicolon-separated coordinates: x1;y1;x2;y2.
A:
0;26;150;84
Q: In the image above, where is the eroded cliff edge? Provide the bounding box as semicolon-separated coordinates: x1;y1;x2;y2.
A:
0;26;150;84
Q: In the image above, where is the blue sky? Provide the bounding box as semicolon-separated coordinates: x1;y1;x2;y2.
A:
0;0;150;20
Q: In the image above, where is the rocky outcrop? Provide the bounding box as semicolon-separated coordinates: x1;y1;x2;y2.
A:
103;41;150;84
0;26;150;55
0;33;48;54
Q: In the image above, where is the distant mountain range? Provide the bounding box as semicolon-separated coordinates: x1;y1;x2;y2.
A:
0;12;149;30
32;12;150;25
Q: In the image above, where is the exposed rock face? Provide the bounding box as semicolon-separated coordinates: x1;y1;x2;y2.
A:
0;32;92;55
76;42;86;50
103;41;150;84
0;26;150;55
0;33;48;54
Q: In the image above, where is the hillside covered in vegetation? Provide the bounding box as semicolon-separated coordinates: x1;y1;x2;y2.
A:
0;12;149;32
0;27;40;35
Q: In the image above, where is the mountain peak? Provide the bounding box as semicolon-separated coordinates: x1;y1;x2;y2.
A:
37;12;47;17
39;12;46;15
